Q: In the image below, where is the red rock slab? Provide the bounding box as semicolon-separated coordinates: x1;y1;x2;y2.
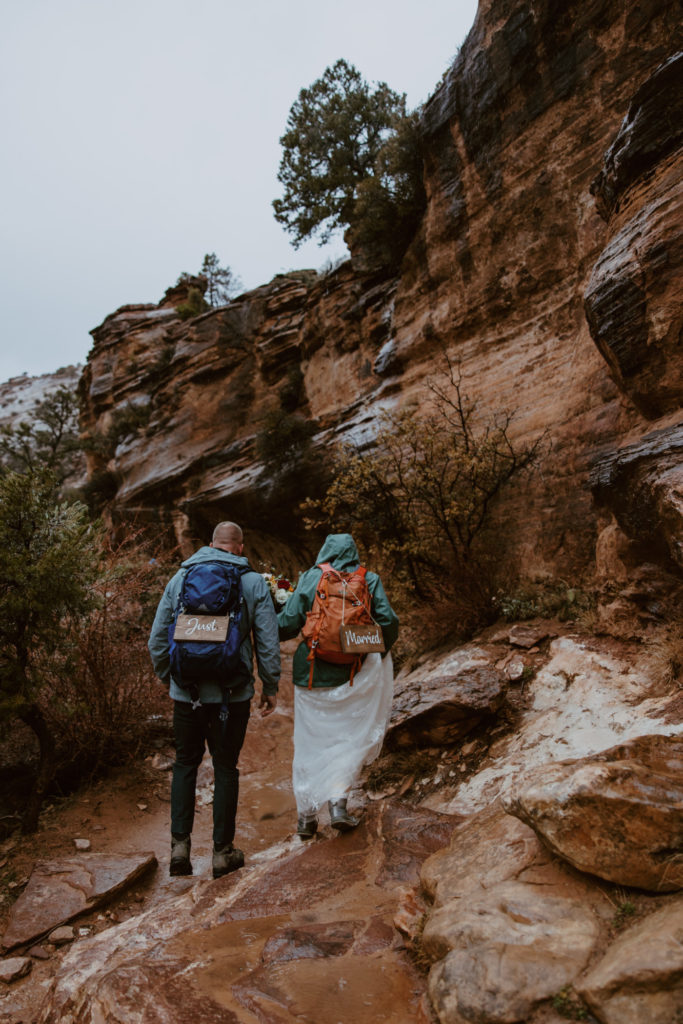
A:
1;852;157;952
197;801;454;923
37;801;451;1023
375;802;455;887
231;953;427;1023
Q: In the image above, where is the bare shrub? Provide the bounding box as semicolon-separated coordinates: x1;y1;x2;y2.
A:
647;620;683;691
42;535;174;776
305;357;545;649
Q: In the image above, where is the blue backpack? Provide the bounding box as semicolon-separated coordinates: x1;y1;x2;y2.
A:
168;560;252;708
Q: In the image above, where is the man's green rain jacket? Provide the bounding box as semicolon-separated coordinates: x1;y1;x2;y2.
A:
277;534;399;688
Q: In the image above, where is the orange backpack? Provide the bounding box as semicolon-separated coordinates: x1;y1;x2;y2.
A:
301;562;378;688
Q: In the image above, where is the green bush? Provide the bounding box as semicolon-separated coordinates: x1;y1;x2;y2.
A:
0;470;100;832
176;286;209;320
44;536;172;776
279;366;306;412
305;359;545;647
86;402;152;462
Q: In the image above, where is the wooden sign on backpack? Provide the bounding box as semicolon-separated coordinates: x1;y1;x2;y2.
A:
339;623;385;654
173;613;230;643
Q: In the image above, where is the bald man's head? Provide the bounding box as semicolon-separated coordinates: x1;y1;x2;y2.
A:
211;521;244;553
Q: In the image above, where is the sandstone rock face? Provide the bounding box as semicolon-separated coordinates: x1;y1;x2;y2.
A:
76;0;681;585
577;898;683;1024
426;635;683;818
583;50;683;589
1;852;157;952
81;267;397;557
385;645;506;750
585;52;683;419
37;802;451;1023
503;734;683;891
426;881;599;1024
591;422;683;572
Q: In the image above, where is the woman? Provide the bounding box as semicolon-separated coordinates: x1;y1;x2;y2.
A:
278;533;399;836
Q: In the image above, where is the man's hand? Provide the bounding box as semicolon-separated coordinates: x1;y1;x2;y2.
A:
259;693;277;717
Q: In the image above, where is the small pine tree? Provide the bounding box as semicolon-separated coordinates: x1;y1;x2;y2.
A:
200;253;242;306
0;385;81;485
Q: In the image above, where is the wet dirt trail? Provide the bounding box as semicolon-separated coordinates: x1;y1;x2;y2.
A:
1;644;447;1023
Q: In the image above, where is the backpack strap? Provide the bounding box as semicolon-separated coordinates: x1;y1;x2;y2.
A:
219;563;258;728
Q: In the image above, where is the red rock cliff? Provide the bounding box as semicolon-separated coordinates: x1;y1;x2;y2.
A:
80;0;682;579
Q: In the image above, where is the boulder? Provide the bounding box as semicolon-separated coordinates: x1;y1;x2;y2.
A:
503;734;683;891
577;898;683;1024
421;803;545;909
0;957;32;984
48;926;76;946
385;647;506;750
426;881;599;1024
425;635;681;819
1;852;157;952
508;624;554;649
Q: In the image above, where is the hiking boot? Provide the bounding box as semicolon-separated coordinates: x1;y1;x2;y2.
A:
170;833;192;876
296;815;318;840
328;799;359;832
212;842;245;879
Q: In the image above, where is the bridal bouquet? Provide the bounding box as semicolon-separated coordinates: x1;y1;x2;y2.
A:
262;571;295;611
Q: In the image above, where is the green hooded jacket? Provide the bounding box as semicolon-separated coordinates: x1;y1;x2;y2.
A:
277;534;399;688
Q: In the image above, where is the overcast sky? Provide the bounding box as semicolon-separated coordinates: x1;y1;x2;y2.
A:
1;0;477;383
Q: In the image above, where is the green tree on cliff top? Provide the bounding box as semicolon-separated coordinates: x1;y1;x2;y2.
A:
272;59;408;247
200;252;242;306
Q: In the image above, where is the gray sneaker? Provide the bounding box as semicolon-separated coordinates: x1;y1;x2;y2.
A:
212;842;245;879
328;800;359;832
170;833;192;876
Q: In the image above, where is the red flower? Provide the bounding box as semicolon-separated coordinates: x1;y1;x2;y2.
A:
277;578;291;590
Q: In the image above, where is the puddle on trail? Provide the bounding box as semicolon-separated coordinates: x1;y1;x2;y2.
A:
169;910;426;1023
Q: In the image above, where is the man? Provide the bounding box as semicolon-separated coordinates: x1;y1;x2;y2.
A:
148;521;279;878
278;533;398;837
